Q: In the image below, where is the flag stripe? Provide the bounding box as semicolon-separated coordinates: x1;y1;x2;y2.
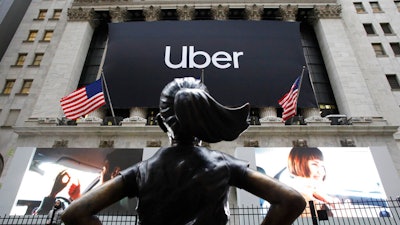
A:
63;93;103;113
60;79;106;120
64;93;105;115
278;76;301;122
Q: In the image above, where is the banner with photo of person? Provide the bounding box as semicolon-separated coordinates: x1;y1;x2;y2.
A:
254;147;390;218
11;148;144;215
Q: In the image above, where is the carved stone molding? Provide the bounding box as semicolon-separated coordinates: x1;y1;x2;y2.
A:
279;4;298;22
313;4;342;19
211;5;229;20
143;6;161;21
109;6;131;23
177;5;195;21
245;4;263;21
73;0;129;4
68;7;99;27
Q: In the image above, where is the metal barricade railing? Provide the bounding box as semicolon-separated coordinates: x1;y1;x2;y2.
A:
0;198;399;225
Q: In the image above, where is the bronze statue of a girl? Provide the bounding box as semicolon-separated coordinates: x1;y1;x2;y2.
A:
62;77;305;225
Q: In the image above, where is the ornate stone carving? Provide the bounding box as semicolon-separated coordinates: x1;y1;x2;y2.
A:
99;140;114;148
340;138;356;147
279;4;298;22
244;140;259;147
109;6;131;23
146;140;162;147
211;5;229;20
143;6;161;21
68;7;99;27
53;140;68;148
245;4;263;21
313;4;342;19
292;139;308;147
177;5;195;21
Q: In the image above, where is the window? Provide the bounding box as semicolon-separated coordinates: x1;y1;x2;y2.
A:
380;23;394;35
372;43;386;56
19;80;33;94
395;1;400;11
354;2;366;13
390;43;400;55
26;30;38;42
0;153;4;178
37;9;47;20
370;2;383;13
3;109;20;127
31;53;44;66
386;74;400;89
14;53;27;66
363;23;375;35
42;30;53;42
2;80;15;94
52;9;62;20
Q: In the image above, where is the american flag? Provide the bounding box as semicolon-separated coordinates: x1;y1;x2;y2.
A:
278;76;301;122
60;79;106;120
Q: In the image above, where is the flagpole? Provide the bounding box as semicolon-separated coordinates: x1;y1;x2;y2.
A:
297;66;306;94
97;37;117;125
295;66;306;116
304;66;319;108
101;71;117;125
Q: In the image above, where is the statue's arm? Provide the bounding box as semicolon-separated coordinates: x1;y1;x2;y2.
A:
241;168;306;225
62;176;128;225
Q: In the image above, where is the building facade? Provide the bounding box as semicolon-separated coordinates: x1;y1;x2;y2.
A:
1;0;400;214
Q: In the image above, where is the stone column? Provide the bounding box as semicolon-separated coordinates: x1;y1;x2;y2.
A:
245;4;263;21
303;108;330;125
279;4;298;22
29;8;98;123
77;107;105;126
211;5;229;20
177;5;195;21
259;107;282;124
311;5;380;119
121;107;147;126
143;6;161;21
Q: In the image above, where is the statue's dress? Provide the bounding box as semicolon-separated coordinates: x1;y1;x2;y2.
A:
120;145;249;225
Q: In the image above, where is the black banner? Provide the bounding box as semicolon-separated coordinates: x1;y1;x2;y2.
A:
103;20;317;108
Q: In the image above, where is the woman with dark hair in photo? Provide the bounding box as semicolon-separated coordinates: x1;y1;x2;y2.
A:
287;147;340;216
62;77;306;225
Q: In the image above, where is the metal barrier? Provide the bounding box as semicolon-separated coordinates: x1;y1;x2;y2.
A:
1;198;399;225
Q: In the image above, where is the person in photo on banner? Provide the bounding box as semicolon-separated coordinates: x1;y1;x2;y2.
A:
46;200;64;225
62;77;306;225
278;147;341;216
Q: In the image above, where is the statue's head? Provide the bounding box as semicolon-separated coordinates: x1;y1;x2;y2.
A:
157;77;250;144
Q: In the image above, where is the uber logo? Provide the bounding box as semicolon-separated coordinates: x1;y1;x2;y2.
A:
164;46;243;69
